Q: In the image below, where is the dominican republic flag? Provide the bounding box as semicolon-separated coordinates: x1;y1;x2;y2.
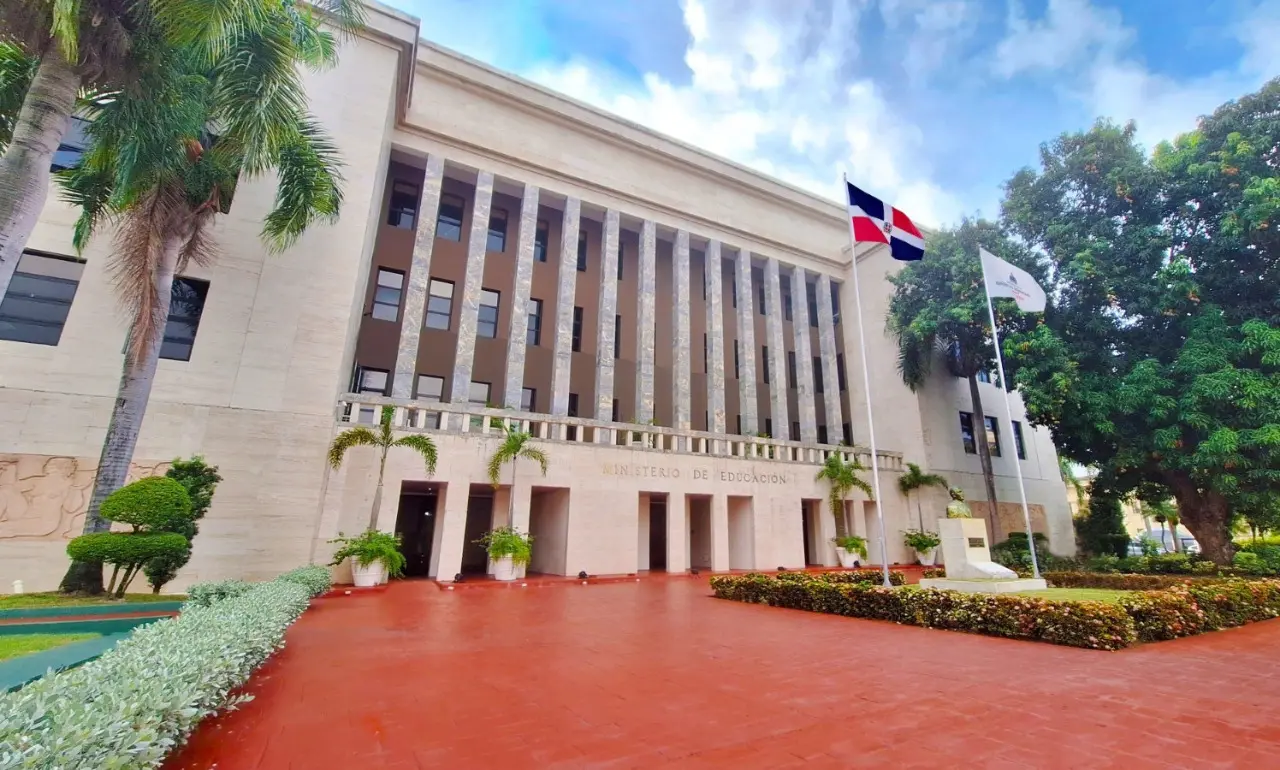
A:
846;181;925;261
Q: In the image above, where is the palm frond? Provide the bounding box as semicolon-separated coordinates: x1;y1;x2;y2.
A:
328;426;378;469
0;42;38;152
850;475;875;500
311;0;369;37
153;0;274;67
111;182;190;361
486;438;519;488
518;445;549;476
393;434;438;475
260;114;343;251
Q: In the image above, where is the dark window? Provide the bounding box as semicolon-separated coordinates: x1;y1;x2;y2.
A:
734;341;740;379
730;268;738;308
521;387;536;412
761;346;770;383
50;117;90;172
527;298;543;346
614;314;621;359
842;423;853;445
814;357;823;393
437;193;464;241
757;280;766;314
736;414;742;435
831;281;841;324
790;421;800;441
415;374;443;400
572;306;583;352
487;208;507;252
617;239;625;280
787;351;797;388
837;353;847;391
534;219;548;262
0;251;84;346
986;416;1002;457
468;381;490;405
160;278;209;361
425;279;453;330
959;412;976;455
817;425;828;444
577;231;587;272
701;263;707;299
764;418;772;438
1014;420;1026;460
703;333;708;373
612;399;620;422
807;281;819;327
780;275;793;321
567;393;579;417
977;370;992;384
477;289;500;338
386;180;419;229
371;268;403;322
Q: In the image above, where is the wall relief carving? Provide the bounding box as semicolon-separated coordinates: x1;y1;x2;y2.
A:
0;454;170;541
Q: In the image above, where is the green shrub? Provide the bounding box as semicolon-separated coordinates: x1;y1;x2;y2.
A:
773;569;905;586
67;532;189;597
992;532;1050;572
186;579;254;608
329;531;407;577
100;477;193;531
1119;586;1207;641
921;567;946;579
474;527;533;566
1187;579;1280;629
1235;544;1280;575
902;529;941;552
146;457;223;593
276;565;333;597
832;535;868;558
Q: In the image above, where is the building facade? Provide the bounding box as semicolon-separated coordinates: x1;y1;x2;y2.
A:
0;4;1073;591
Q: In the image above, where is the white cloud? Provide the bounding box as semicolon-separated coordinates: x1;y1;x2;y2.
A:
881;0;979;82
993;0;1131;77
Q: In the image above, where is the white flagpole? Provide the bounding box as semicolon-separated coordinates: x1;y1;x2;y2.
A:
980;252;1041;579
842;173;892;589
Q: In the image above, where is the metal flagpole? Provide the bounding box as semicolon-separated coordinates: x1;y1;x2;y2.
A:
980;253;1042;579
842;173;892;589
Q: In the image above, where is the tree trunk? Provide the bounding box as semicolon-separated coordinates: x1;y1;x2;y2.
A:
915;494;924;531
832;493;848;539
368;445;387;531
967;374;999;544
1167;476;1234;565
508;456;517;529
1169;522;1181;552
0;51;81;299
60;233;184;594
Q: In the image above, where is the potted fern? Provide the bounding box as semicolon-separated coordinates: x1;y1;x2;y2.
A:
831;535;868;567
902;529;942;566
329;531;407;587
476;527;533;581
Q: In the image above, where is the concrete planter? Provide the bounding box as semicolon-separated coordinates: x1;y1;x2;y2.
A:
835;548;860;568
351;559;387;587
916;548;937;566
492;555;519;581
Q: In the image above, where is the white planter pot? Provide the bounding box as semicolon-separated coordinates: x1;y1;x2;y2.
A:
835;548;860;568
351;559;386;588
916;548;937;567
493;555;519;581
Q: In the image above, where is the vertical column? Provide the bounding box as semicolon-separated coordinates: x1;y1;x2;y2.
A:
666;493;689;573
710;494;730;571
502;183;540;409
671;230;692;430
705;241;726;434
763;258;789;437
634;220;657;423
815;273;844;443
790;265;817;442
594;209;621;421
434;483;469;581
735;250;759;434
392;155;445;397
550;197;581;416
448;171;495;404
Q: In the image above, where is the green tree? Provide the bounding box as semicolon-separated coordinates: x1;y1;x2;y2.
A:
144;456;222;592
58;0;367;594
329;407;439;532
897;462;948;530
886;218;1044;537
486;423;550;529
814;452;874;539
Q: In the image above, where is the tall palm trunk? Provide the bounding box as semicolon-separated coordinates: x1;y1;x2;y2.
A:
0;52;81;297
831;490;848;539
916;494;925;531
368;444;388;531
967;373;999;544
60;232;184;594
508;455;517;528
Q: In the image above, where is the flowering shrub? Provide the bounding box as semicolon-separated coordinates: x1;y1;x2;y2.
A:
1044;571;1248;591
921;568;946;579
773;569;905;586
0;567;330;768
1119;586;1208;641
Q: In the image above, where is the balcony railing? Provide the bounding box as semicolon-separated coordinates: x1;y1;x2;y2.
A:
337;394;902;470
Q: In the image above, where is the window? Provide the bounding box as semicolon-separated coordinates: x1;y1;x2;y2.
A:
567;393;579;417
818;425;828;444
416;374;444;401
614;314;621;359
478;289;500;338
730;269;738;307
703;333;708;373
160;278;209;361
386;180;419;229
787;351;797;388
526;298;543;346
791;421;800;441
50;117;89;172
959;412;976;455
572;306;583;352
986;416;1002;457
371;268;403;322
764;418;773;438
734;340;740;379
762;346;770;383
534;219;549;262
468;381;491;405
807;282;819;327
837;353;847;391
612;399;620;422
814;357;823;393
842;423;853;446
831;281;841;324
977;369;1002;387
521;387;536;412
437;193;464;241
357;367;390;423
757;281;766;314
1013;420;1027;460
0;251;84;346
577;231;587;271
617;240;625;280
736;414;742;435
780;275;793;321
425;279;453;330
487;208;507;252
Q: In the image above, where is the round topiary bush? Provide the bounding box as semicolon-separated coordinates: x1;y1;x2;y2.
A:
100;477;193;531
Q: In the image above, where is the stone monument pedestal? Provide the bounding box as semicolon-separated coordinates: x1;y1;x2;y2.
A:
919;518;1046;594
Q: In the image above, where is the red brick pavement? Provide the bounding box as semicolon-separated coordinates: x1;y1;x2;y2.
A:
165;576;1280;769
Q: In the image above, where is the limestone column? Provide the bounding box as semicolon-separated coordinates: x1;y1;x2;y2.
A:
594;210;621;420
705;241;726;434
448;171;494;405
735;249;759;434
671;230;692;430
434;482;470;581
502;183;540;409
392;155;444;398
666;492;689;573
790;265;817;442
763;258;789;437
550;197;582;416
815;273;844;442
710;494;730;571
634;220;657;423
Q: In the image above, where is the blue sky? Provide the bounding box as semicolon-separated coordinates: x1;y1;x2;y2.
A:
389;0;1278;228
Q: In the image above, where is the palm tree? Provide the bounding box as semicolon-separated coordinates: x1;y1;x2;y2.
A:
487;423;550;528
815;452;874;539
898;462;948;530
1059;457;1086;511
328;407;438;531
57;0;367;594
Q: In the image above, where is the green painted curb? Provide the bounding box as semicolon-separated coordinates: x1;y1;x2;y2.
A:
0;633;131;692
0;601;184;621
0;616;167;636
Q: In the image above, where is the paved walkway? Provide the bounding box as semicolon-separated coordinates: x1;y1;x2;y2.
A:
165;577;1280;769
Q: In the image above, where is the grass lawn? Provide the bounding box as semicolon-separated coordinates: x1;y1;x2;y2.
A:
1013;588;1133;603
0;633;100;662
0;592;185;610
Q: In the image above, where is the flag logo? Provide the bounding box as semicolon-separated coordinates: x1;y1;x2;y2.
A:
980;248;1046;313
845;181;925;262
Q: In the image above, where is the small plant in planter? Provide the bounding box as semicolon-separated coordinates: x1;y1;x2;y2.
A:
902;529;942;566
476;527;534;581
832;535;868;566
329;530;406;587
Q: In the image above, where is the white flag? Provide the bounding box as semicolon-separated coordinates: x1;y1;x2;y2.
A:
980;247;1046;313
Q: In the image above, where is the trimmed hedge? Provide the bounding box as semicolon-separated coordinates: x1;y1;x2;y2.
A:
774;569;905;586
1121;580;1280;642
1043;571;1254;591
0;566;332;768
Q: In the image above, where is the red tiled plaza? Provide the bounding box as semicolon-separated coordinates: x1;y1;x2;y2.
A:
166;578;1280;769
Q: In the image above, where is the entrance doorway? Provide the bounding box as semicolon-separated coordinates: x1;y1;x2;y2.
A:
461;488;494;575
393;483;439;578
643;494;668;571
801;501;823;566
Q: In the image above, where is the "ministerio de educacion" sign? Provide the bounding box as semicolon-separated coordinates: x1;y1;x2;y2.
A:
601;464;795;485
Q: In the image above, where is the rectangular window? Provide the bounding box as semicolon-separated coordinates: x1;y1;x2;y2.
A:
1013;420;1027;460
791;421;800;441
736;414;742;435
617;240;625;280
703;333;708;373
534;219;549;262
468;381;491;405
761;346;770;383
734;340;740;379
425;279;454;330
837;353;847;391
764;418;773;438
612;399;620;422
577;231;587;272
0;251;84;346
959;412;976;455
977;370;992;384
986;416;1002;457
757;281;766;314
526;298;542;346
50;117;90;172
567;393;579;417
386;180;419;229
614;314;621;359
477;289;500;338
416;374;443;401
814;357;823;393
572;306;583;352
842;423;853;446
780;275;793;321
787;351;797;388
730;270;738;308
521;387;535;412
371;268;404;322
807;281;819;328
487;208;507;252
831;281;841;324
817;425;828;444
356;367;389;423
437;193;465;241
160;277;209;361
